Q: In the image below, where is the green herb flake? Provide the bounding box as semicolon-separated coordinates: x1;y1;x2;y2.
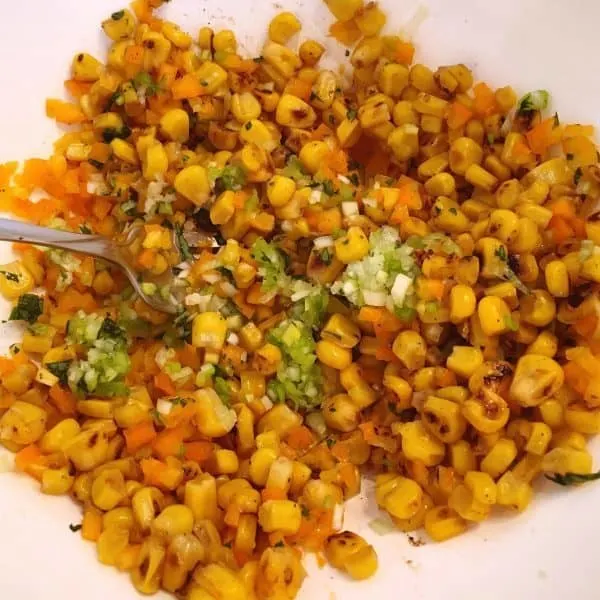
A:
503;315;519;332
69;523;82;532
251;238;288;292
214;376;231;404
321;179;336;196
46;360;72;386
574;167;583;185
244;121;253;130
545;470;600;486
516;90;550;116
274;540;285;548
346;108;358;121
553;112;560;127
301;504;310;518
326;438;336;448
174;224;193;262
448;207;458;215
88;158;104;170
9;293;43;323
495;246;508;262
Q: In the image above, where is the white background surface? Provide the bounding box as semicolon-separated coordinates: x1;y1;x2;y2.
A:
0;1;599;599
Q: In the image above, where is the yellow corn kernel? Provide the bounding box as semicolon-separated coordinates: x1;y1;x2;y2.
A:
71;52;103;82
275;94;316;128
316;339;353;370
0;400;47;446
449;137;483;175
239;322;264;351
131;538;166;595
159;109;190;143
184;476;218;523
424;506;468;542
299;39;325;66
542;446;593;475
325;531;378;580
299;140;330;174
208;448;239;475
449;284;476;323
193;388;237;438
0;261;35;300
387;124;419;161
358;98;391;129
208;190;235;225
91;468;126;511
152;504;194;539
479;438;517;479
446;346;484;379
41;466;75;496
477;296;511;336
565;404;600;434
422;395;467;443
450;441;477;475
465;164;499;192
336;118;362;148
192;312;227;350
431;196;471;233
268;11;301;43
392;330;426;371
322;393;359;432
321;314;361;349
249;447;278;486
239;119;278;152
544;260;569;298
526;331;558;358
448;484;490;522
102;9;135;41
334;226;369;263
231;92;262;123
375;473;424;520
109;138;137;164
399;420;445;466
97;526;129;567
378;63;409;97
258;500;302;534
194;60;227;94
496;471;533;512
425;172;456;197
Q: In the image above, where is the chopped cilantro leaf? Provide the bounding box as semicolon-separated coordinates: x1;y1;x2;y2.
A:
495;246;508;261
545;470;600;486
46;360;72;385
111;10;125;20
251;238;288;292
174;224;193;262
346;108;358;121
69;523;82;532
9;293;43;323
321;179;336;196
214;376;231;404
503;315;519;332
574;167;583;185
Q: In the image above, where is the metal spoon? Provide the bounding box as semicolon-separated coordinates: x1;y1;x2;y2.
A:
0;218;193;314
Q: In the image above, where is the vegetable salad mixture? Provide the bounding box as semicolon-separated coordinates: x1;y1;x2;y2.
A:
1;0;600;597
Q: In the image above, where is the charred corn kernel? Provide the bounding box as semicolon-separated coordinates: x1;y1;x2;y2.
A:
465;163;499;192
527;331;558;358
376;473;424;520
102;9;135;40
268;12;301;44
358;98;391;129
299;140;330;173
399;420;445;466
422;395;467;443
488;209;519;245
480;438;518;479
541;446;593;475
424;506;468;542
449;284;476;323
350;36;383;68
192;312;227;350
316;340;352;370
446;346;484;379
159;109;190;143
449;137;483;175
275;94;316;128
258;500;302;534
325;531;378;580
387;124;419;161
544;260;569;298
462;391;510;434
334;226;369;263
110;138;138;164
0;401;47;445
450;441;477;475
496;472;532;512
91;468;126;511
321;314;361;348
495;179;521;209
0;261;35;299
477;296;511;336
392;330;427;371
413;92;448;118
72;52;103;82
322;393;359;432
299;39;324;65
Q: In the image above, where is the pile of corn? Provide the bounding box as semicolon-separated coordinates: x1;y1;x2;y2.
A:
1;0;600;597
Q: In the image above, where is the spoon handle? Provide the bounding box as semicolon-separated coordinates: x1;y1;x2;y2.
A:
0;218;117;261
